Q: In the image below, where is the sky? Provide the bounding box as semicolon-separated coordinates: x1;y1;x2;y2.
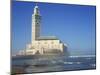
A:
12;1;96;55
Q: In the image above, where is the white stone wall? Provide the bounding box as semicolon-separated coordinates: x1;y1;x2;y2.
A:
26;49;37;55
26;39;65;55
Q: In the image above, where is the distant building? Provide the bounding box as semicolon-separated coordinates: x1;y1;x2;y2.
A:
18;4;68;55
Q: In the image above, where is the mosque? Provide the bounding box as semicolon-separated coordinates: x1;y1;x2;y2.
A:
18;4;68;55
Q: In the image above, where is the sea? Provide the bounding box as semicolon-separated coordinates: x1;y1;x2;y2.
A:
12;54;96;74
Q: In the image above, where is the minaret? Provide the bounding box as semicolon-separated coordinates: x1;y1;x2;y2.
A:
32;4;41;43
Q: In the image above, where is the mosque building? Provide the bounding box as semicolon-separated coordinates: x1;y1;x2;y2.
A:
18;4;68;55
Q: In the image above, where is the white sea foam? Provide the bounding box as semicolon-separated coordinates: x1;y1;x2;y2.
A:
69;55;95;58
63;62;73;64
76;62;81;64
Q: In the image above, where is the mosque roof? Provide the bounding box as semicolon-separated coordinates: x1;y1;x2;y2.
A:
37;36;58;40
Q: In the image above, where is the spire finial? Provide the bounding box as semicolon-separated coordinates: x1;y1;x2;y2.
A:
36;2;38;6
34;2;39;15
34;2;38;8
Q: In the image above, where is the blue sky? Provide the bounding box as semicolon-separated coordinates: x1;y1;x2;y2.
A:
12;1;96;55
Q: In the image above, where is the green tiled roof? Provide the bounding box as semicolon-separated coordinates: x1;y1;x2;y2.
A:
37;36;58;40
